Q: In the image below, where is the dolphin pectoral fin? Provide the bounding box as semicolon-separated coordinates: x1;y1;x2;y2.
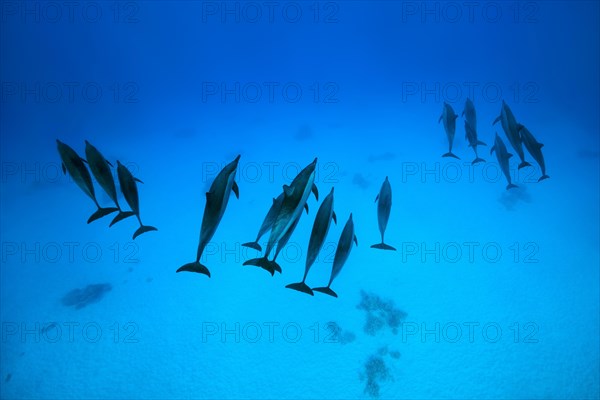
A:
438;114;443;123
518;161;532;169
312;286;338;298
312;183;319;201
506;183;519;190
283;185;294;197
538;175;550;182
354;235;358;246
472;158;486;165
332;211;337;224
490;145;496;155
477;140;487;146
492;116;501;125
134;178;144;184
87;207;119;224
133;225;157;240
232;181;240;199
62;163;67;174
79;156;89;164
106;160;113;167
285;282;314;296
442;152;460;160
109;211;136;227
176;261;211;277
371;243;397;251
242;242;262;252
304;203;309;214
506;153;513;159
538;143;544;149
375;194;379;203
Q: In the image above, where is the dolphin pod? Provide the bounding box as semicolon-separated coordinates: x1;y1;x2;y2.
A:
371;177;395;251
243;158;318;275
313;213;358;298
438;100;549;190
177;155;241;277
286;187;337;296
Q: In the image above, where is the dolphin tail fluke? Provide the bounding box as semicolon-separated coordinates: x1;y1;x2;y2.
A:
312;286;338;298
241;241;262;252
243;257;277;276
442;152;460;160
87;207;118;224
370;243;397;251
132;225;158;240
109;211;136;227
506;183;519;190
538;175;550;182
472;157;485;165
285;282;314;296
176;261;211;277
518;161;532;169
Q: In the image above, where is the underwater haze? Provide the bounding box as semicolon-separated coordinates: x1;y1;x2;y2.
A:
1;1;599;399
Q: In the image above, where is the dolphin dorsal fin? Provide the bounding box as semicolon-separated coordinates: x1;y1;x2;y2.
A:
304;203;309;214
62;163;67;175
354;235;358;246
375;194;379;203
283;185;294;197
332;211;337;224
134;178;144;184
232;181;240;199
312;183;319;201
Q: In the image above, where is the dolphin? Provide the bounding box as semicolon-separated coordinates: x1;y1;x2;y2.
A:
462;99;486;164
116;161;158;239
371;177;395;251
242;192;285;252
84;141;135;226
438;102;460;159
492;100;531;169
286;187;337;296
56;140;118;223
518;124;549;182
177;155;240;277
244;158;318;275
313;213;358;298
490;133;518;190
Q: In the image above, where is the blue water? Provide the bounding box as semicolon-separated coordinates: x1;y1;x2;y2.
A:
1;1;599;399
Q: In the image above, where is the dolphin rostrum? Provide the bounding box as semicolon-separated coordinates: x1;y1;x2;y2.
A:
518;124;549;182
116;161;158;239
371;177;396;251
177;155;240;277
286;187;337;296
243;158;318;275
313;213;357;298
242;192;284;252
438;102;460;159
462;98;486;164
84;141;135;226
56;140;118;223
490;133;518;190
492;100;531;169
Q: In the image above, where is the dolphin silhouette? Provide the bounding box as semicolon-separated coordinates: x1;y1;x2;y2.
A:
287;187;337;296
56;140;118;223
116;161;158;239
177;155;241;277
84;141;135;226
490;133;518;190
371;177;395;251
493;100;531;169
313;213;358;298
518;124;549;182
438;102;460;159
